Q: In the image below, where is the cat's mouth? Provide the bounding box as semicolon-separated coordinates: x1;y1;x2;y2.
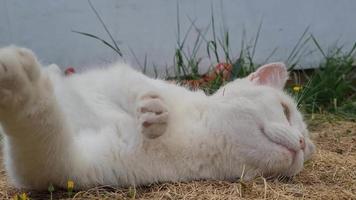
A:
259;127;304;162
276;142;298;160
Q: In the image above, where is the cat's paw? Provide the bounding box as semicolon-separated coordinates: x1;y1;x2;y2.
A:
0;46;41;106
137;92;169;139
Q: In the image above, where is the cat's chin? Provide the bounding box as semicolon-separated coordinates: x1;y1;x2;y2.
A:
261;131;304;173
284;150;305;177
263;150;304;180
268;144;305;178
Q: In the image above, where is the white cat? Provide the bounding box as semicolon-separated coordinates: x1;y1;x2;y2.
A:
0;46;315;190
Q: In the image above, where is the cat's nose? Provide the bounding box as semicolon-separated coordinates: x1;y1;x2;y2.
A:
299;137;306;150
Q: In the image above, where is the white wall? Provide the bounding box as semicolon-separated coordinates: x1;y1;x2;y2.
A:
1;0;356;75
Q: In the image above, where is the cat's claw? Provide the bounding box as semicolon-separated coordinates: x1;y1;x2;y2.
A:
137;93;169;139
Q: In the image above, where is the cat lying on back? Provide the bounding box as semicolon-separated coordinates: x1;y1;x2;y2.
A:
0;46;315;190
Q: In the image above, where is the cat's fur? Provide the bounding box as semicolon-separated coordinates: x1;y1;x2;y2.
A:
0;46;315;190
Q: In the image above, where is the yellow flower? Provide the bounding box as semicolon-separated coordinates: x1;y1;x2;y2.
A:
293;85;302;92
20;193;27;200
67;180;74;190
13;195;18;200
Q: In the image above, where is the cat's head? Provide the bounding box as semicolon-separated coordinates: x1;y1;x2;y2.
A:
215;62;315;178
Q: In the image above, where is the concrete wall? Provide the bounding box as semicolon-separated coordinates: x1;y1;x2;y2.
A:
1;0;356;75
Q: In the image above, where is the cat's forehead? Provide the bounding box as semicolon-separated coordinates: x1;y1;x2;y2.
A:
232;81;297;107
219;77;297;108
232;79;279;96
235;77;288;94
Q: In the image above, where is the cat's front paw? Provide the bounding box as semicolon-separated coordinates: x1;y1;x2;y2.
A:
137;92;169;139
0;46;41;107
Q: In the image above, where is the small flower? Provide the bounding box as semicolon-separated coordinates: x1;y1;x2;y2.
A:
67;180;74;190
48;184;55;193
213;63;233;81
48;183;55;200
127;186;136;199
67;180;75;197
64;67;75;76
215;63;232;74
20;193;27;200
293;85;302;92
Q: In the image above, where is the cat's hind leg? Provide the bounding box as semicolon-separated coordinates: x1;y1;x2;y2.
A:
136;92;169;139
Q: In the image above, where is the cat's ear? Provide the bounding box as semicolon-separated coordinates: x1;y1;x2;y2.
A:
247;62;288;90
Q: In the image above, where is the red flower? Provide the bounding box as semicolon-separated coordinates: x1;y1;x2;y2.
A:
211;63;232;81
215;63;232;73
65;67;75;76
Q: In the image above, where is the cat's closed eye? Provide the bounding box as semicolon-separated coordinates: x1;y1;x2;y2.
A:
281;102;291;124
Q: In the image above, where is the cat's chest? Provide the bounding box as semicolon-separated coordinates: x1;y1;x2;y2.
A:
52;82;135;134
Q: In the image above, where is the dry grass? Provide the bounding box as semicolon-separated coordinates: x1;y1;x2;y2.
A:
1;115;355;200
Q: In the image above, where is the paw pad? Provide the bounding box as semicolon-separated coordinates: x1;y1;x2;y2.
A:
137;93;169;139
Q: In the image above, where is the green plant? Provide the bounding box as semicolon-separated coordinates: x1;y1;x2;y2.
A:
285;27;312;70
48;184;54;200
293;37;356;116
127;186;136;199
337;102;356;119
173;3;206;80
72;0;123;57
73;1;356;119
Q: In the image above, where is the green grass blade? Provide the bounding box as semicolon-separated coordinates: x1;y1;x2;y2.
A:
87;0;122;57
72;30;122;56
251;20;263;60
286;26;310;64
311;34;326;58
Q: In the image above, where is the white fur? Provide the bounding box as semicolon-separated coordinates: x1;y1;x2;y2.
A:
0;46;315;190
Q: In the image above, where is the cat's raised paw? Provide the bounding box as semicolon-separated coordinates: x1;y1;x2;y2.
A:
0;46;41;85
0;46;41;107
137;93;169;139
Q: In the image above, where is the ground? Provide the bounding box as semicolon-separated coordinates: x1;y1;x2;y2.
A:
0;115;355;200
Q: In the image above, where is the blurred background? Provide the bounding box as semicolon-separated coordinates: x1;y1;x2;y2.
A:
1;0;356;74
